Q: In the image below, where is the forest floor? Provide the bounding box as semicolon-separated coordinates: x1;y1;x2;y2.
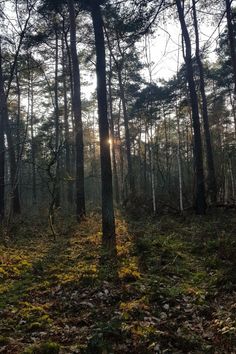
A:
0;209;236;354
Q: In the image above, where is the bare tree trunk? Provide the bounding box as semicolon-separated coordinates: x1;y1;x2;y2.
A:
62;34;73;205
108;55;120;205
224;164;229;204
176;0;206;215
117;105;125;201
144;122;147;192
228;87;236;137
67;0;86;220
91;1;116;255
117;69;135;194
0;45;20;216
192;0;217;204
0;41;5;221
225;0;236;94
15;63;21;162
150;123;156;213
5;119;21;215
176;109;183;213
30;69;36;204
54;25;60;209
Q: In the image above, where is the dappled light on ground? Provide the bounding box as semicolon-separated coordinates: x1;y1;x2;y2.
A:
0;212;236;353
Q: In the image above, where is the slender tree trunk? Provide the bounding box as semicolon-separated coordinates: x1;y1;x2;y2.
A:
91;1;116;254
117;105;125;201
16;63;21;162
228;87;236;136
67;0;86;220
108;56;120;205
64;28;76;184
0;42;5;221
138;121;142;193
5;118;21;214
54;26;60;208
0;45;20;215
224;164;229;204
150;123;156;213
163;109;170;192
144;122;147;192
229;159;235;199
176;108;184;213
62;34;73;205
117;69;135;194
30;72;36;203
192;0;217;203
176;0;206;214
225;0;236;94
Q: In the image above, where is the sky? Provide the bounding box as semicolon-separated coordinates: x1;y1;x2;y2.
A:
140;6;229;84
83;1;233;99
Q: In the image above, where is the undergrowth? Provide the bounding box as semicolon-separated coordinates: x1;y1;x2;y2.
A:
0;210;235;353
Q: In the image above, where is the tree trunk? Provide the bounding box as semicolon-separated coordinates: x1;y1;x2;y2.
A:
150;123;156;213
0;43;20;216
63;23;75;133
176;107;184;213
62;34;73;205
176;0;206;214
67;0;86;220
192;0;217;203
117;69;135;194
16;63;21;162
108;55;120;205
30;70;36;203
0;42;5;221
91;1;116;255
5;117;21;215
54;25;60;208
225;0;236;94
229;159;235;199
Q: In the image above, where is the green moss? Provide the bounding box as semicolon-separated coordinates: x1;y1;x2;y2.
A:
1;212;236;353
23;341;60;354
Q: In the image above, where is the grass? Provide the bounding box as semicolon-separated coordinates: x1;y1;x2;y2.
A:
0;210;235;353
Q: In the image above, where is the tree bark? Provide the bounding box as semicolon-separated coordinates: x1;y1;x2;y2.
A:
62;34;73;205
108;55;120;205
117;69;135;194
30;69;36;203
176;106;183;213
54;25;60;208
0;41;5;221
225;0;236;94
0;43;20;216
67;0;86;220
176;0;206;214
91;1;116;255
192;0;217;204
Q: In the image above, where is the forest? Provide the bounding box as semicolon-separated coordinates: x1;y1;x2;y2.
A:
0;0;236;353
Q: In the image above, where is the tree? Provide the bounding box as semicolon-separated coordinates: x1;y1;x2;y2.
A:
0;39;5;221
67;0;86;220
90;0;116;255
192;0;217;203
225;0;236;95
176;0;206;214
